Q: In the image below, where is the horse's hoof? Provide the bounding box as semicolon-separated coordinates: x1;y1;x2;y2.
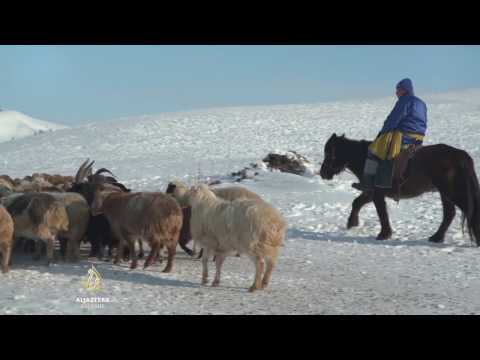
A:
376;232;392;240
211;281;219;287
347;218;359;229
248;286;258;293
428;234;444;243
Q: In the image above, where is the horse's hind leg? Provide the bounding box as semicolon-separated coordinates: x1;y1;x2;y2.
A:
373;192;393;240
429;193;456;243
348;192;373;229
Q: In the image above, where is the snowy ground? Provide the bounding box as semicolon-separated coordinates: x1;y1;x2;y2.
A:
1;89;480;314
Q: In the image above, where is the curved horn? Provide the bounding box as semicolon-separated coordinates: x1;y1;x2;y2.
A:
85;160;95;177
93;168;115;178
74;158;90;183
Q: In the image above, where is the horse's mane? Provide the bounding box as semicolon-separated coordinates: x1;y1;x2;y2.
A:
335;136;372;178
342;136;372;147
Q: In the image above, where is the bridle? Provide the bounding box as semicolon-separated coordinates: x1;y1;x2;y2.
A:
318;158;355;177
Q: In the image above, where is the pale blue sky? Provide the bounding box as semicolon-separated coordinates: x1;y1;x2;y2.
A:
1;45;479;125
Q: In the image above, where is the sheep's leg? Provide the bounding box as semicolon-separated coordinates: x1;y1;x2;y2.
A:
137;239;144;259
97;245;105;260
144;241;160;269
127;238;138;269
212;254;225;287
33;240;42;261
73;237;81;262
201;248;212;285
46;236;55;267
114;238;125;265
154;244;163;264
162;243;176;273
193;240;197;255
249;255;265;293
66;235;81;263
65;234;76;262
1;244;11;273
59;237;68;261
261;255;277;290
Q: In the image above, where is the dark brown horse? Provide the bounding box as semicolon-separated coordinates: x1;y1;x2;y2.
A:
319;133;480;245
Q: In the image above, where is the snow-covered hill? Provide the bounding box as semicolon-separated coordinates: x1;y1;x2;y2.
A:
1;89;480;315
0;110;67;143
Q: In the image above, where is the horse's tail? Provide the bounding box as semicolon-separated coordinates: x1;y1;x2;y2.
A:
456;152;480;246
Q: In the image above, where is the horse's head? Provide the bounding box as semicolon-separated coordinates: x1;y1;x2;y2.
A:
319;133;349;180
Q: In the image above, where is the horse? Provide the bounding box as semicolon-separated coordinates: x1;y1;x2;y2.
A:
318;133;480;245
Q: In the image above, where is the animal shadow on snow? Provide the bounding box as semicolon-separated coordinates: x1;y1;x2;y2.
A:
9;251;200;289
288;228;474;249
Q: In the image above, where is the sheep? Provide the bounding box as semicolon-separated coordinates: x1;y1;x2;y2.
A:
6;172;73;194
0;177;15;192
166;180;265;258
184;184;287;292
166;180;191;207
3;191;89;262
0;205;14;273
45;192;90;262
4;193;69;265
90;178;183;272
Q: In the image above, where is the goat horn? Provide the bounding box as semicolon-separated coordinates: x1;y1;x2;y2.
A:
74;158;90;183
85;160;95;177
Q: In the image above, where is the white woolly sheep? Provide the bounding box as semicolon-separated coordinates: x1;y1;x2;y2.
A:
186;184;287;292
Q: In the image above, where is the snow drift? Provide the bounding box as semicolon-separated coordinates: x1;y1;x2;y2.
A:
0;110;67;143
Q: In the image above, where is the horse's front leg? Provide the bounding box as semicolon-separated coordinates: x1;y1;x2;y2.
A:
348;192;373;229
373;192;393;240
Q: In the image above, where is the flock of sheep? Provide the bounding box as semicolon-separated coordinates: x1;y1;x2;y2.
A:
0;159;287;292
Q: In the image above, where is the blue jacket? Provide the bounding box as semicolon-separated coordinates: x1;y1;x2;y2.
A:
379;79;428;136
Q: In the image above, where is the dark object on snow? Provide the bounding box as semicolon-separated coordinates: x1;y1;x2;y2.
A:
263;151;312;175
231;168;259;182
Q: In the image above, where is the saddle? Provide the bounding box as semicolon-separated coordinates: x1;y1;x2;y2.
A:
375;143;422;201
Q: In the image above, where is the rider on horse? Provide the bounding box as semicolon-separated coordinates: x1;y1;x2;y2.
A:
352;78;428;192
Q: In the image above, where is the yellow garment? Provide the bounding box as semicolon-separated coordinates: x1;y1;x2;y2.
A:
368;131;424;160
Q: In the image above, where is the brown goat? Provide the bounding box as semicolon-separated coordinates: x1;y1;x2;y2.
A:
91;184;182;272
0;205;14;273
